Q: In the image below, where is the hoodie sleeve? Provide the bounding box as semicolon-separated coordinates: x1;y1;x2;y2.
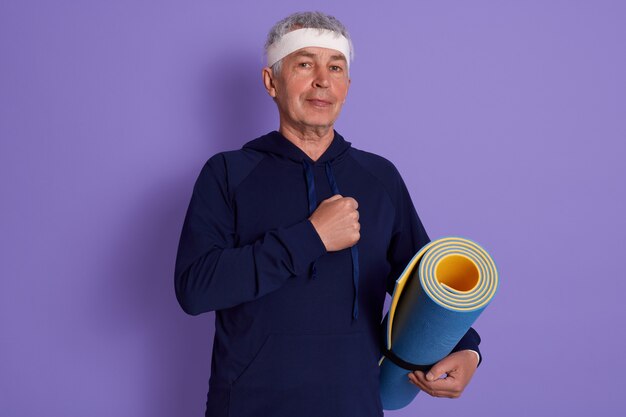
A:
174;155;327;316
385;166;430;296
385;165;482;365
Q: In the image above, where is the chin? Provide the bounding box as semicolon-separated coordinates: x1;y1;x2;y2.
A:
303;114;338;128
303;120;335;130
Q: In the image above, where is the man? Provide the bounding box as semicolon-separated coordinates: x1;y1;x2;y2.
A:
175;11;482;417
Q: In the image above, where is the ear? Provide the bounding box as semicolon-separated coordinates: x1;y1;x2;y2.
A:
342;77;351;104
262;67;277;98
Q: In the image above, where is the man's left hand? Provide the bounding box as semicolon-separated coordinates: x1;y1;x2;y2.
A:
407;350;479;399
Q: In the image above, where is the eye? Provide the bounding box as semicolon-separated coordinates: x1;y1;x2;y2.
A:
330;65;343;72
299;62;312;68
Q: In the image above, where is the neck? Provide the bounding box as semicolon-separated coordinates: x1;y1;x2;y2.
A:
279;123;334;162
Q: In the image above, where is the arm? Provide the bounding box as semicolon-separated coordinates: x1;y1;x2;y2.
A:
174;155;326;315
386;167;482;396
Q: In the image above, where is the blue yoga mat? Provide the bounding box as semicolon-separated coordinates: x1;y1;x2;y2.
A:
379;237;498;410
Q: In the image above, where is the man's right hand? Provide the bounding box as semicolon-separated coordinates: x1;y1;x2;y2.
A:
308;194;360;252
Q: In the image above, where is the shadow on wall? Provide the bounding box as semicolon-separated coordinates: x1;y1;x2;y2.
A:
94;52;274;416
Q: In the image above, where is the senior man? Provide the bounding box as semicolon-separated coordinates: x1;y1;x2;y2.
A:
175;11;482;417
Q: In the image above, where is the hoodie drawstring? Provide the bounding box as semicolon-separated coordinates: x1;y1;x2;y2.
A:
325;162;360;320
302;160;318;215
302;160;318;280
302;159;360;320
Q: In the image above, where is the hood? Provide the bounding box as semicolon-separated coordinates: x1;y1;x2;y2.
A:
243;130;352;165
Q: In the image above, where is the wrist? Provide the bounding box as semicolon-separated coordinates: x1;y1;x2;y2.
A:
465;349;480;367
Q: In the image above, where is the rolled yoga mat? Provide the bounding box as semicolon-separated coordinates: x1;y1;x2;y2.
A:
379;237;498;410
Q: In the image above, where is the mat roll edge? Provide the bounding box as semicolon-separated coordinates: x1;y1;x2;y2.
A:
379;236;498;410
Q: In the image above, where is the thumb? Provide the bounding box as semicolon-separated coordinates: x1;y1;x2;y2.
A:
426;358;451;381
326;194;343;201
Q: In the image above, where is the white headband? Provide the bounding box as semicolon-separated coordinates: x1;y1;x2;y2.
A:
266;28;352;69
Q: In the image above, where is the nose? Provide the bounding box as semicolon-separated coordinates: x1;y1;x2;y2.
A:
312;66;330;88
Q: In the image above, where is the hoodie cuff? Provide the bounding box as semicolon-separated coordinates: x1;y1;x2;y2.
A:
451;328;483;367
468;350;480;365
277;219;327;276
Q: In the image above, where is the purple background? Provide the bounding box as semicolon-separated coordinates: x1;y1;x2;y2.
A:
1;1;625;416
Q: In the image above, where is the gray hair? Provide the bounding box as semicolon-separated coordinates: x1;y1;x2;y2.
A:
265;11;354;75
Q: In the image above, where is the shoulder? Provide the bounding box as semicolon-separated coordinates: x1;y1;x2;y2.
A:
348;147;405;189
203;147;264;174
197;148;266;198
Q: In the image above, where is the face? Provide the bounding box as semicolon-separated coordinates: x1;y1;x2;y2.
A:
263;47;351;133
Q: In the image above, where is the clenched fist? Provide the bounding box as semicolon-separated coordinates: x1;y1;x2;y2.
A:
309;194;360;252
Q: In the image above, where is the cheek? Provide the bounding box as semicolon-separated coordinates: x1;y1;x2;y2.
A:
285;84;306;103
334;80;350;97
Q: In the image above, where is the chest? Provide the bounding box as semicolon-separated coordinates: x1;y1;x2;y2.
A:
233;160;395;268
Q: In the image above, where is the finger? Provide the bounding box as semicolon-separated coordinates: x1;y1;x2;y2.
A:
414;369;446;383
343;196;358;209
411;371;439;391
414;370;443;388
427;381;462;398
412;370;425;381
418;351;477;397
415;372;463;397
413;380;455;398
408;372;430;392
409;372;443;397
426;367;446;382
414;370;450;387
425;356;458;382
327;194;343;201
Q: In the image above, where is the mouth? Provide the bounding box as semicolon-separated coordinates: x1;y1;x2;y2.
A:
306;98;333;107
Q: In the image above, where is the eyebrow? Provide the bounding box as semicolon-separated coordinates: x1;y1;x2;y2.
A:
292;50;347;62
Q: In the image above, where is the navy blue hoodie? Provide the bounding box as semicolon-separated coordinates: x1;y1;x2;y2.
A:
175;130;481;417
